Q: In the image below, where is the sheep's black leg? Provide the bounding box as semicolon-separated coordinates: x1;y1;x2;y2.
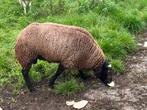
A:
79;70;88;80
22;69;34;92
49;64;65;88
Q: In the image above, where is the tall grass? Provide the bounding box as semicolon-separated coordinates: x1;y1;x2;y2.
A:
0;0;146;94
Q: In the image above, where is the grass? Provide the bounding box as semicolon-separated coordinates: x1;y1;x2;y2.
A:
55;79;84;95
111;59;125;74
0;0;147;94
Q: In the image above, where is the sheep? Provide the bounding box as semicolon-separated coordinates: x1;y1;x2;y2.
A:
19;0;31;15
15;23;114;92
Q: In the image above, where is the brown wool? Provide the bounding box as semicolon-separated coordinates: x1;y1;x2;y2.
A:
15;23;105;70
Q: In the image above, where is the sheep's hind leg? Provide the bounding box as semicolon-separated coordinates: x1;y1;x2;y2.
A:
49;64;65;88
79;70;89;80
22;67;34;92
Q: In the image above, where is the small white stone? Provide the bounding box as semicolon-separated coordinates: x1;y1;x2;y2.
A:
143;41;147;47
66;100;75;106
73;100;88;109
107;81;115;87
0;107;3;110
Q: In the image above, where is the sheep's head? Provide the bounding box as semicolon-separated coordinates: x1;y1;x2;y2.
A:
94;61;115;87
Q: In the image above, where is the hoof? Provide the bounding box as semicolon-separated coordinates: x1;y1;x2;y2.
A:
79;73;89;80
48;81;54;89
81;76;89;80
29;87;35;92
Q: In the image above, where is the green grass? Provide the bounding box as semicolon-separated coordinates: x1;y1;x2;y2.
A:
55;79;84;95
111;59;125;74
0;0;147;94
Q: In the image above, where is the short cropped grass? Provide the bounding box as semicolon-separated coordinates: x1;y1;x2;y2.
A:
0;0;147;94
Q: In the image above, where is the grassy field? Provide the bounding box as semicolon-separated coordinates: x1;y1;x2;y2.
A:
0;0;147;94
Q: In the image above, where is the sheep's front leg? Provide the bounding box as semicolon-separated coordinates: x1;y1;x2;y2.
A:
79;70;88;80
22;69;34;92
49;64;65;88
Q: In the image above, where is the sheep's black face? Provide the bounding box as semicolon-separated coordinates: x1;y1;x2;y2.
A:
94;61;115;87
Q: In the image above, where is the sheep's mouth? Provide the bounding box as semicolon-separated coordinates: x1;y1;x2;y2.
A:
99;78;115;87
107;81;115;87
98;76;115;87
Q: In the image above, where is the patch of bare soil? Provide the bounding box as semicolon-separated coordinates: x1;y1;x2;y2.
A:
0;33;147;110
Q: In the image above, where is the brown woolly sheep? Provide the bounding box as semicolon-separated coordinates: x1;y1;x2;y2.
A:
15;23;114;92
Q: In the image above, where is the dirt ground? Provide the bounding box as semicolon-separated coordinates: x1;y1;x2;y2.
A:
0;32;147;110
